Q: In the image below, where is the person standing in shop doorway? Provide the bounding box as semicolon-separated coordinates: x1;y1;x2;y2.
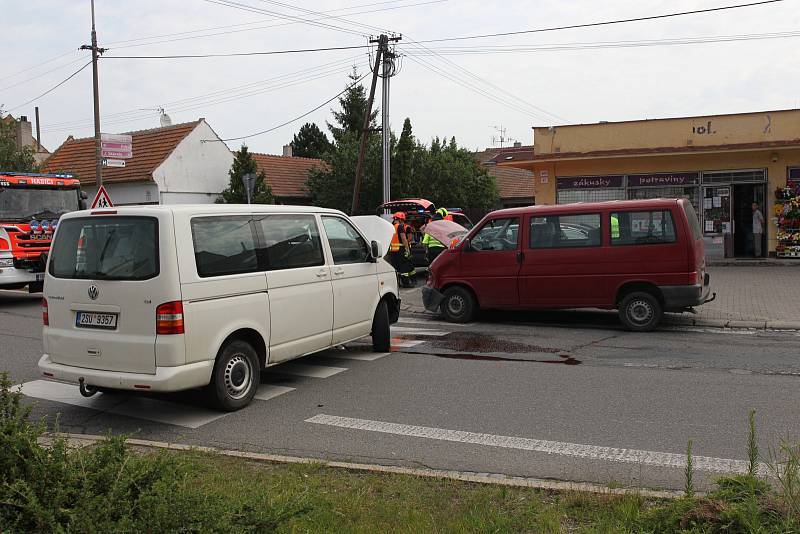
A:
752;202;764;257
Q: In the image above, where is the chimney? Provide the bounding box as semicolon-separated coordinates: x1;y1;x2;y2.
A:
282;144;293;157
35;107;42;152
14;116;34;150
513;141;522;148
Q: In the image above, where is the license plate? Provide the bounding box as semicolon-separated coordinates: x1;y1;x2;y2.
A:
76;312;118;329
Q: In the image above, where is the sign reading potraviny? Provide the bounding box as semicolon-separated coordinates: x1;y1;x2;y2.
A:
90;186;114;209
100;133;133;159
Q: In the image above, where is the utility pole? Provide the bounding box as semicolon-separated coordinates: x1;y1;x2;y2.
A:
351;34;401;216
80;0;106;187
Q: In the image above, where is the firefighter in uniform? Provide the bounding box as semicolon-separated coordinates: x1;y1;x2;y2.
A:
389;212;416;287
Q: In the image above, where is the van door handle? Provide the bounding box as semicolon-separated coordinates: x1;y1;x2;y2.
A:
333;268;345;276
316;270;329;278
516;250;525;263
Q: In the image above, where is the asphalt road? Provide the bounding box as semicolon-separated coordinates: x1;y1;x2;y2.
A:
3;289;799;491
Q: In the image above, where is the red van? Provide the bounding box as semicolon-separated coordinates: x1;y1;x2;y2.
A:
422;199;714;331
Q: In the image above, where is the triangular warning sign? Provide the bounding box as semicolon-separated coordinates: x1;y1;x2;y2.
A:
91;186;114;209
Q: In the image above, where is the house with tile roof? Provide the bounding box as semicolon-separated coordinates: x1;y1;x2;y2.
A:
2;114;50;165
474;145;535;209
252;147;326;205
44;119;233;205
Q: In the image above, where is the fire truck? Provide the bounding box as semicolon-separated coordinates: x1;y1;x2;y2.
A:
0;172;86;292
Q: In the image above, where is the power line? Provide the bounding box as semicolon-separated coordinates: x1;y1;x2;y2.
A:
7;61;92;112
0;56;87;93
104;43;369;59
414;0;786;44
2;49;80;81
213;72;369;142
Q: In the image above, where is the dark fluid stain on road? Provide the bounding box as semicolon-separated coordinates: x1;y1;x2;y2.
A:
428;352;581;365
428;332;561;354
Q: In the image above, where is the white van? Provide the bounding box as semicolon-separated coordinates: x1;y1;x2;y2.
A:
39;205;400;411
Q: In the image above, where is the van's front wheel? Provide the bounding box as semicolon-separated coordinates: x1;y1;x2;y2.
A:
372;299;391;352
619;291;662;332
208;340;260;411
441;286;476;323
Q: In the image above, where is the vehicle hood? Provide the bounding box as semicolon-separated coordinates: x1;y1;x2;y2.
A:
351;215;396;256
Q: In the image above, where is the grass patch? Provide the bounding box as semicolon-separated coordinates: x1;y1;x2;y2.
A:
4;372;800;532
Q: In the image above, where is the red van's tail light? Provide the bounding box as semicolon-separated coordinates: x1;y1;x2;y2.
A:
42;298;49;326
156;301;184;334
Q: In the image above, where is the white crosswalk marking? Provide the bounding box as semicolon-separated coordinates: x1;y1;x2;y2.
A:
20;380;228;429
391;339;426;348
306;414;766;475
398;318;466;327
271;363;347;378
327;351;391;361
391;327;450;336
254;384;295;401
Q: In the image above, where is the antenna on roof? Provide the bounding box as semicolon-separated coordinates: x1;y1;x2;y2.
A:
159;108;172;127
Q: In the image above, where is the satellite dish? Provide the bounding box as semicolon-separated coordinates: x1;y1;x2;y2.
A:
160;112;172;127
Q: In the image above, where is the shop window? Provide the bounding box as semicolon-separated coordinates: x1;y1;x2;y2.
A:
530;214;601;249
610;210;676;246
557;188;626;204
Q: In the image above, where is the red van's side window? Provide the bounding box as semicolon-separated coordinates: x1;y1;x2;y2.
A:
610;210;676;246
530;214;601;249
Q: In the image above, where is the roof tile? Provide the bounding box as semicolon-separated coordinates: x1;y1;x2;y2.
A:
251;153;326;198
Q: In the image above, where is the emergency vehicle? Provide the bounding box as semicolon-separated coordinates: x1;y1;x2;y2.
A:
0;172;86;292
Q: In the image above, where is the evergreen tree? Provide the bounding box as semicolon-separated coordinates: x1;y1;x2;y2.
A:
392;118;418;198
0;113;38;172
327;67;378;143
217;145;274;204
291;122;332;158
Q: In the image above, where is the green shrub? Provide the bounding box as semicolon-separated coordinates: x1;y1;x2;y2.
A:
0;372;308;532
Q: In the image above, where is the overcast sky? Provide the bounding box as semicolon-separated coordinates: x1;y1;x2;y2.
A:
2;0;799;156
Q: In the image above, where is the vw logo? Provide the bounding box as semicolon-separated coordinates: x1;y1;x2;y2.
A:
88;285;99;300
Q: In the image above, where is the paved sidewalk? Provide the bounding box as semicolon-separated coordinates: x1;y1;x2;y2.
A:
400;266;800;330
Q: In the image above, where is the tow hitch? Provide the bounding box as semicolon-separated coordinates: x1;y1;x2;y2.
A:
704;292;717;304
78;377;98;398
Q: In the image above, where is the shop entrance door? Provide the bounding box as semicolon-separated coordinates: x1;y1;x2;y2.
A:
732;183;766;257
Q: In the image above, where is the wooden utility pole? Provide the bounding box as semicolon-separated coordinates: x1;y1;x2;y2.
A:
80;0;106;186
350;35;386;216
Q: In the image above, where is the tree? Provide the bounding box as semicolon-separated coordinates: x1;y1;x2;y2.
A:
0;113;38;172
217;145;274;204
327;67;378;143
291;122;332;159
392;117;422;198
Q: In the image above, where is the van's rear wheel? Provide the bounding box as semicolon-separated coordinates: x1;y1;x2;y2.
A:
372;299;391;352
619;291;662;332
441;286;476;323
208;340;260;411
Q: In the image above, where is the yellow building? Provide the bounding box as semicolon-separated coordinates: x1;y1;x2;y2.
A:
499;109;800;258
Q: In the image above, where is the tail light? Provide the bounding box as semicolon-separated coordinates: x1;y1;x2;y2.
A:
156;301;184;335
42;298;49;326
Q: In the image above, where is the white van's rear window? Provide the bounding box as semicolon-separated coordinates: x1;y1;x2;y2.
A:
49;217;159;280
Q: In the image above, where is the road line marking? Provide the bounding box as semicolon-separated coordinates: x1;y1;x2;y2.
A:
271;363;347;378
254;384;295;401
399;318;467;327
326;351;391;361
306;414;764;475
21;380;228;429
391;339;425;348
392;327;450;336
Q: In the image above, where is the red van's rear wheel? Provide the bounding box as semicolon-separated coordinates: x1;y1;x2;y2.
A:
619;291;662;332
441;286;476;323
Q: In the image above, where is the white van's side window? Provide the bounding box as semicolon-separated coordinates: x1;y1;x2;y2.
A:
191;216;258;277
321;216;370;264
256;214;324;270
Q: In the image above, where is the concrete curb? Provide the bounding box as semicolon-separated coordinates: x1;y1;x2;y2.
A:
49;432;682;500
398;303;800;331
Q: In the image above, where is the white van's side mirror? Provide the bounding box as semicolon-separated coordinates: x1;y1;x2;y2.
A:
370;240;381;261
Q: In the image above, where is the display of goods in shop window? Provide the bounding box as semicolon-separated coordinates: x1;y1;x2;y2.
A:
775;184;800;258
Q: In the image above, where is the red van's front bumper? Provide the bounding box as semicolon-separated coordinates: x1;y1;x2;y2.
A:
659;273;715;311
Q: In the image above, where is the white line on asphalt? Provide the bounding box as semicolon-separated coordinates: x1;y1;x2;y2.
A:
271;363;347;378
667;327;757;335
391;339;426;348
399;318;467;327
326;351;391;361
306;414;763;475
21;380;228;429
392;327;450;336
254;384;295;401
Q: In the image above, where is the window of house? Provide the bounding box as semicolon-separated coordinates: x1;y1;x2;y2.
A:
610;210;676;246
530;213;601;249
